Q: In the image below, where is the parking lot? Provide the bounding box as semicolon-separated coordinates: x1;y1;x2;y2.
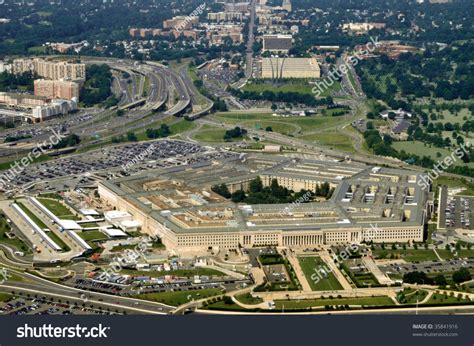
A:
2;140;239;192
443;196;473;230
0;296;118;316
379;258;474;277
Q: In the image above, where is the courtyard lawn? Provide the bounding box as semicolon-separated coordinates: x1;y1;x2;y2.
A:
136;288;222;306
78;231;109;242
274;296;394;310
16;202;48;229
298;256;343;291
37;198;78;220
46;231;70;252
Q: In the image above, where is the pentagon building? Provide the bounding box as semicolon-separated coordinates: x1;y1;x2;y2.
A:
98;154;429;254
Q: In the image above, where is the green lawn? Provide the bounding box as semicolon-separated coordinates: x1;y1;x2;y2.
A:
402;289;429;304
37;198;78;220
0;292;12;302
192;125;234;143
372;248;439;262
426;293;472;305
213;113;353;137
235;293;263;305
78;231;108;241
46;231;70;252
136;288;222;306
392;141;474;168
298;256;343;291
457;249;474;258
0;215;30;253
16;202;48;229
300;131;356;153
243;81;314;95
274;296;394;309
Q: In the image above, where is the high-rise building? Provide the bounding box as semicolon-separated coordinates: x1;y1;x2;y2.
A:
34;79;80;101
12;58;86;81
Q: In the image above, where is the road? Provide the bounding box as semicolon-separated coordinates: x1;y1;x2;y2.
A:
245;0;256;79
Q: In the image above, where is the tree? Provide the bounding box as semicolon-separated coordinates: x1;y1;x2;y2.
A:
433;274;447;286
249;176;263;193
452;268;471;284
127;132;138;142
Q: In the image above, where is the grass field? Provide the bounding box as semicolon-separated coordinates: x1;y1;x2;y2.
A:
213;112;353;137
372;249;439;262
0;292;12;302
0;215;30;253
46;231;70;252
192;125;236;143
392;141;474;168
136;118;196;141
136;288;222;306
235;293;263;305
300;131;356;153
37;198;78;220
243;81;314;95
274;296;394;309
434;176;474;196
426;293;472;305
298;256;343;291
78;231;109;241
16;202;48;229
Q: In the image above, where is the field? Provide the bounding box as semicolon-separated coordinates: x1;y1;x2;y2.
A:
0;292;12;302
192;125;230;143
16;202;48;229
0;215;30;253
235;293;263;305
298;256;343;291
46;231;70;252
434;176;474;196
37;198;78;220
213;112;354;135
78;231;109;241
136;118;196;141
392;141;474;168
300;131;356;153
243;81;314;94
372;248;440;262
426;293;472;305
136;288;222;306
274;296;394;310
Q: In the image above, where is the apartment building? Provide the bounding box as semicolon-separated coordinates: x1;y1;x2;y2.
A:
34;79;80;101
13;58;86;81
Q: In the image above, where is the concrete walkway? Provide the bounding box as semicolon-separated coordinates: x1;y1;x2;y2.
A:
286;253;312;292
319;254;352;290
